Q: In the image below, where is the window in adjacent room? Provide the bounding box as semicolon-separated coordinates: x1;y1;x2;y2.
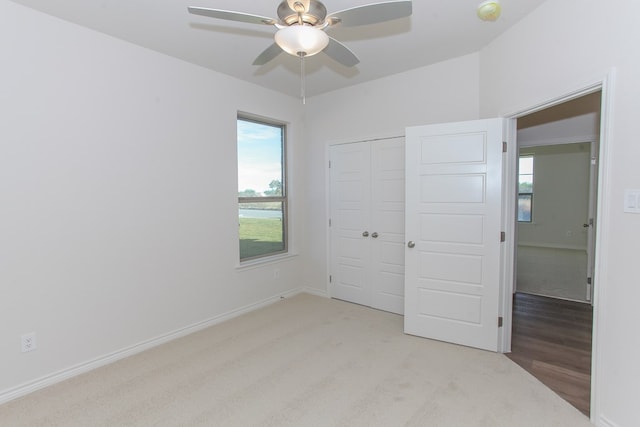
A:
237;115;287;261
518;156;534;222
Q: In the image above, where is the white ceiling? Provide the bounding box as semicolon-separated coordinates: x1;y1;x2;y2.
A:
11;0;545;98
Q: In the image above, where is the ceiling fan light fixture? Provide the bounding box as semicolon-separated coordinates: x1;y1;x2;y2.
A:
274;25;329;57
477;0;501;21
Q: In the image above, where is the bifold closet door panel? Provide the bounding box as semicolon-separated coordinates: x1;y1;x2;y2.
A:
329;143;372;308
370;139;405;315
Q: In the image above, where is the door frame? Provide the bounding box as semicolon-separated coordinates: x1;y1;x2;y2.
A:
586;139;598;303
500;70;616;424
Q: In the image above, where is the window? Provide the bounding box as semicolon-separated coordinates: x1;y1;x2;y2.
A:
518;156;534;222
237;115;287;261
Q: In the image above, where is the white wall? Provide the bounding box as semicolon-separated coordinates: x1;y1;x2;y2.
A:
5;0;639;424
304;53;481;295
480;0;640;425
518;143;591;249
0;0;306;398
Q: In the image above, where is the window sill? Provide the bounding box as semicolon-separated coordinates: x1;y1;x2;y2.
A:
235;252;299;271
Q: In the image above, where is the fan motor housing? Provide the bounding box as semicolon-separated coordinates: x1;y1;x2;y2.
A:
277;0;328;26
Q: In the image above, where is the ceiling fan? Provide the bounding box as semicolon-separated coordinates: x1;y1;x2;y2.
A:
187;0;413;67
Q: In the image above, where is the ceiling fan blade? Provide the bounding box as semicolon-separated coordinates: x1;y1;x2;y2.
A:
187;7;277;26
323;37;360;67
253;43;283;66
326;1;412;27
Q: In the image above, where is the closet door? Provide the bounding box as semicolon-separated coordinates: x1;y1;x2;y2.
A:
329;143;372;308
329;138;405;314
370;138;405;314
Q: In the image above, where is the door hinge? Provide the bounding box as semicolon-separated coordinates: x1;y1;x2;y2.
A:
587;277;592;285
502;141;508;153
329;218;332;227
328;160;332;169
498;316;503;328
500;231;506;242
329;275;332;283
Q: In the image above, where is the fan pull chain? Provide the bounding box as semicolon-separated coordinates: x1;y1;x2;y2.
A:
300;54;306;104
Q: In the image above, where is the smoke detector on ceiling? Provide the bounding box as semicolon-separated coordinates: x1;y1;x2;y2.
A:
477;1;501;21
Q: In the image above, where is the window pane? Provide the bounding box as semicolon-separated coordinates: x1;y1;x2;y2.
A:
239;201;285;260
518;194;532;222
237;119;283;197
519;175;533;193
519;156;533;174
518;155;533;222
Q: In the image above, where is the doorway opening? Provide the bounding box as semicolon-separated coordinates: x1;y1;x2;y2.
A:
507;91;601;416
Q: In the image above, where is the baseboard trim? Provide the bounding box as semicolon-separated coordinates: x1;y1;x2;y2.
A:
302;286;329;298
517;242;587;251
598;415;620;427
0;287;307;405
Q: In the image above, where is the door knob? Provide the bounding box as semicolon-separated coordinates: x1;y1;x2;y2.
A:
371;232;379;238
362;231;369;237
407;241;415;248
583;223;590;228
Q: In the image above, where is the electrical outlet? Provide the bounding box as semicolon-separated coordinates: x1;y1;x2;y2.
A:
21;332;37;353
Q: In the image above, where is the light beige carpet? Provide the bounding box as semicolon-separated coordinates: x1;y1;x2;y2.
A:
0;293;592;426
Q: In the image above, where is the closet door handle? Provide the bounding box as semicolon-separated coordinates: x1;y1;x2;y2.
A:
407;241;415;248
362;231;369;237
371;232;379;238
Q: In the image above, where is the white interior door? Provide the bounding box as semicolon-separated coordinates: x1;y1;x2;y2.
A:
404;119;505;352
370;138;405;314
329;143;371;308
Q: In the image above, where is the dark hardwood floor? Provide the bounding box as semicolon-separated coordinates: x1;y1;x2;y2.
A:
507;292;593;416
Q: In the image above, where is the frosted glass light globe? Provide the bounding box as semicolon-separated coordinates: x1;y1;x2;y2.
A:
275;25;329;57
